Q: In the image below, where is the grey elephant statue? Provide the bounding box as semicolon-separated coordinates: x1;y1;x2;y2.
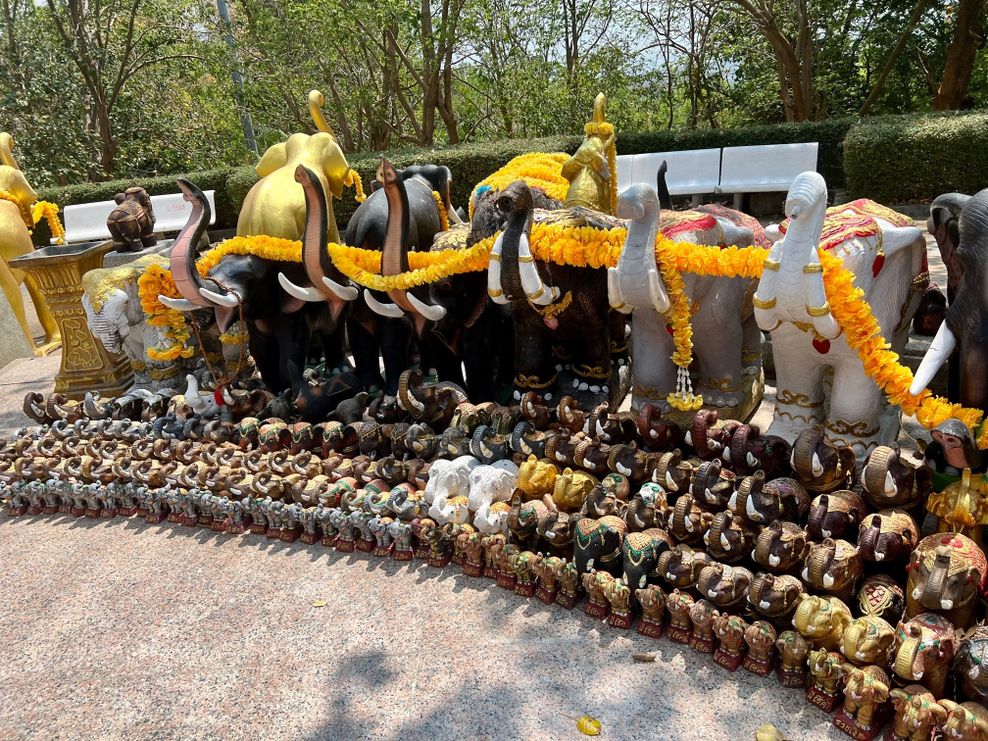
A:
754;172;926;459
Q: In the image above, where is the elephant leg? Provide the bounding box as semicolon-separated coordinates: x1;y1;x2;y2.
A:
277;317;312;395
741;310;763;373
767;325;827;442
608;310;629;365
23;273;59;343
380;317;412;396
346;317;384;392
827;352;886;459
317;328;347;373
248;327;280;390
630;311;676;412
0;260;37;350
573;316;611;388
512;313;555;399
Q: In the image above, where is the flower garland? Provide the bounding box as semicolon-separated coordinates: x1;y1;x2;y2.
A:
431;191;450;231
0;191;65;243
0;189;32;226
344;169;366;203
469;152;570;219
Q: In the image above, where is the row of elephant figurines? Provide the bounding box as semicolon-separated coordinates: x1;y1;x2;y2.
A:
3;476;986;728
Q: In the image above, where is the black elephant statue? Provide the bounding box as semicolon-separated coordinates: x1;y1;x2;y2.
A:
158;177;333;394
574;514;627;576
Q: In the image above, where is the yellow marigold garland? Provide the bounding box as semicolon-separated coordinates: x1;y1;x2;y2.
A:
431;191;450;231
469;152;570;219
344;169;366;203
31;201;65;244
0;189;32;226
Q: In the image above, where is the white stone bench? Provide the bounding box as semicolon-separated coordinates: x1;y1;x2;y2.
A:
718;142;819;207
617;150;722;205
57;190;217;244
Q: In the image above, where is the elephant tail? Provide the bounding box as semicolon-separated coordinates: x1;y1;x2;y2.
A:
655;160;672;211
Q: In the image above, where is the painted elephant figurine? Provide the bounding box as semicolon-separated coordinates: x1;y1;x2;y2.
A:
696;562;753;610
754;173;926;458
801;538;862;599
747;572;803;623
666;589;695;634
807;489;866;540
621;527;673;591
702;510;753;563
507;493;551;548
622;483;667;532
955;626;988;705
637;584;667;624
793;593;853;651
857;509;919;562
656;544;711;589
939;701;988;741
666;492;712;545
552;466;598;512
893;613;958;699
608;181;762;416
860;444;932;511
573;514;627;576
750;521;809;573
889;685;948;741
536;504;576;551
636;404;683;452
776;630;809;678
106;186;156;251
905;532;987;629
731;472;809;526
790;427;857;495
690;460;735;512
840;664;890;730
654;449;692;494
840;615;896;667
727;424;791;478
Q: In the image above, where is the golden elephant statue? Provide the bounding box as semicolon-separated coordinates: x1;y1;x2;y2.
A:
236;91;354;242
0;133;59;354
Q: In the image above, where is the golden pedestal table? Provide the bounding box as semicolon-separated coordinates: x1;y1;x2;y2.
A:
10;241;133;399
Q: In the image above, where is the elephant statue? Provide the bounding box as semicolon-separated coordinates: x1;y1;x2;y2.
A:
608;181;763;417
536;502;576;552
860;445;932;511
839;615;896;667
656;543;711;589
666;492;712;545
713;613;749;665
807;489;866;541
702;510;753;563
515;454;557;500
754;173;926;458
696;562;753;611
790;427;857;495
0;132;59;354
807;649;847;701
857;573;906;625
913;189;988;412
793;593;853;651
839;664;890;732
955;626;988;705
621;527;673;592
726;423;791;478
573;514;627;576
889;686;948;741
892;612;958;698
776;630;810;686
905;532;987;629
801;538;862;599
106;186;156;252
731;471;809;526
747;573;803;626
688;598;718;650
856;509;919;562
690;460;735;512
743;621;777;674
938;701;988;741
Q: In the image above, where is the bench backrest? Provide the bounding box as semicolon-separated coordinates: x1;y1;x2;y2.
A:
61;190;217;243
630;150;721;196
718;143;818;193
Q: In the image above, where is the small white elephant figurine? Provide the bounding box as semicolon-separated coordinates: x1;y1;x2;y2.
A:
753;172;926;459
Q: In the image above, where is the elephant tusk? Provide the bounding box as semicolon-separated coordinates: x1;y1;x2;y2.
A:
719;533;730;549
747;452;759;468
487;234;510;305
910;321;957;395
728;491;738;511
745;496;761;522
885;471;898;497
607;267;631;313
941;598;954;610
200;288;240;308
363;289;405;318
665;471;678;491
159;296;198;312
811;453;824;478
406;292;446;321
322;276;359;302
278;273;326;303
518;233;558;306
822;573;835;588
647;267;670;315
970;665;980;680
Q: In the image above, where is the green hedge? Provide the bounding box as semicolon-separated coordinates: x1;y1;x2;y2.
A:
844;111;988;202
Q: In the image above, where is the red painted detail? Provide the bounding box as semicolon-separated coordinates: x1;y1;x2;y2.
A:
812;338;831;354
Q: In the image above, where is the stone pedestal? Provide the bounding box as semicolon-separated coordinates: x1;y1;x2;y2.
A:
9;240;132;399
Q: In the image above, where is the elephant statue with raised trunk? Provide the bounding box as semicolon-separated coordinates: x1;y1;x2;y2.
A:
754;173;926;459
856;509;918;563
801;538;862;599
607;180;763;419
892;613;957;699
939;701;988;741
747;572;802;625
905;532;987;629
860;444;932;511
839;615;896;667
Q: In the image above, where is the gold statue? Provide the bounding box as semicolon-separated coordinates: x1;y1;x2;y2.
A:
926;468;988;541
561;93;617;215
0;133;60;355
236;91;353;242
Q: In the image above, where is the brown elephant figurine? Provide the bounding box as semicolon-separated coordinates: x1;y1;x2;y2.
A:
623;483;667;531
106;186;156;252
685;409;739;461
857;573;906;625
791;427;856;494
602;575;633;628
938;700;988;741
905;532;987;630
481;533;507;577
579;483;623;519
751;520;809;574
657;544;711;589
802;538;862;600
839;615;896;668
636;404;682;452
775;629;810;688
607;444;659;483
696;562;753;612
748;572;803;626
555;395;585;434
544;429;580;468
553;558;581;608
666;588;695;643
537;504;577;553
713;613;748;670
807;490;866;541
654;449;693;494
955;625;988;705
534;554;564;603
834;664;890;737
892;612;957;699
690;460;736;512
727;423;792;478
806;648;847;712
688;598;718;652
666;492;713;545
508;550;541;596
573;438;612;477
793;593;852;651
856;509;919;563
702;509;754;563
507;493;551;549
582;569;615;618
732;472;809;526
888;685;947;741
636;585;667;637
861;445;932;511
742;620;777;676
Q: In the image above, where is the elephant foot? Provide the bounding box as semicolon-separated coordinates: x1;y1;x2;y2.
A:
32;338;62;357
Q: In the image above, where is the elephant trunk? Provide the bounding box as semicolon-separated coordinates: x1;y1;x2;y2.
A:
863;446;899;502
894;636;923;680
491;182;556;307
608;183;668;314
164;179;215;310
917;550;952;610
807;544;835;588
859;515;885;560
278;164;357;314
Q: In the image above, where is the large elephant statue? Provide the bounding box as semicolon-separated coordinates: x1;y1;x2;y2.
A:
912;189;988;414
753;172;926;459
0;132;60;354
608;181;763;418
158;177;333;395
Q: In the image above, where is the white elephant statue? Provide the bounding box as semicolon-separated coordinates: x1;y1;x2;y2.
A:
423;455;479;507
753;172;926;459
466;460;519;511
608;182;763;418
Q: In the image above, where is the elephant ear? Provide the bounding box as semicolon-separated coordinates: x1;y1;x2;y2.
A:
316;132;349;200
256;142;288;177
9;168;37;208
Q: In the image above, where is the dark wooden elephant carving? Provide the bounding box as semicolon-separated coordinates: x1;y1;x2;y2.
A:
107;186;156;252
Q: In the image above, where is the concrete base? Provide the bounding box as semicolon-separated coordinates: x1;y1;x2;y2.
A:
0;288;35;370
102;239;174;269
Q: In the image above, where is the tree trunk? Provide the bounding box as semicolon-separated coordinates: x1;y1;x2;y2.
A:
860;0;935;114
935;0;986;110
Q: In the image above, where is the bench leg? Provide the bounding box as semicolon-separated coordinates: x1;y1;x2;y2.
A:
691;194;702;208
732;193;743;211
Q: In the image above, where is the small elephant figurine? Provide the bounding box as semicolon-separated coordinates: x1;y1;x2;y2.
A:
790;427;856;495
751;520;809;573
856;509;919;563
654;449;692;494
656;544;711;589
801;538;862;599
602;576;632;626
688;598;717;652
889;685;947;741
939;700;988;741
690;460;736;511
793;593;853;651
860;445;932;511
955;625;988;705
696;562;753;611
621;528;673;592
582;569;615;611
892;612;957;699
666;492;713;545
573;514;627;576
636;585;667;631
551;466;598;511
702;510;753;563
106;186;156;252
905;532;987;630
732;472;809;526
515;454;557;500
553;558;581;606
481;533;506;576
684;410;738;462
806;649;846;709
742;621;777;676
775;630;810;687
534;554;563;598
839;615;896;668
726;424;791;478
747;572;803;625
622;483;667;531
713;613;748;670
838;664;890;732
666;588;695;642
807;490;866;540
857;573;906;625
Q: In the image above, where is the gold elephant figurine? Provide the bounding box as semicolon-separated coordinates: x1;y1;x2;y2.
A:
889;685;947;741
0;133;60;354
553;466;597;511
838;664;890;731
236;92;353;242
516;454;557;501
839;615;896;667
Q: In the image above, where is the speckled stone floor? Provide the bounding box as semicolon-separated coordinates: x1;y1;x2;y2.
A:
0;221;945;740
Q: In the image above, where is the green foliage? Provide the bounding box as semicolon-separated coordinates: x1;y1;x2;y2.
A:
844;111;988;202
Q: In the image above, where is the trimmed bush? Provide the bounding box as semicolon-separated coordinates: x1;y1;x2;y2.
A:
844;111;988;202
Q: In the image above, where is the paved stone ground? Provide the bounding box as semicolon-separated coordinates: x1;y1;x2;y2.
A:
0;223;945;740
